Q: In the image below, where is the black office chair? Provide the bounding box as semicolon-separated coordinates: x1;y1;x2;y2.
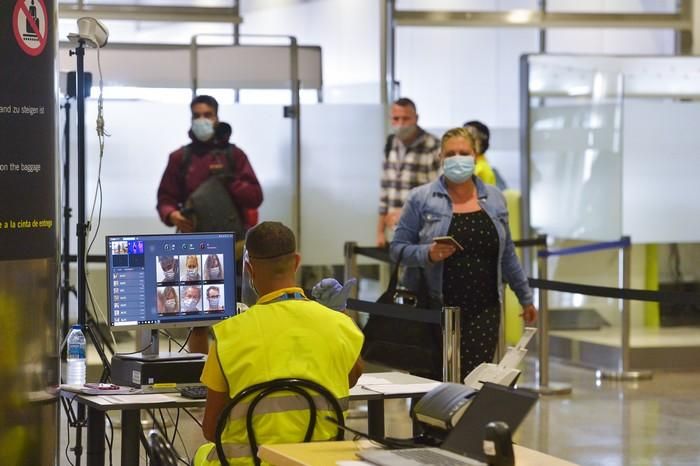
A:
145;429;179;466
214;378;346;466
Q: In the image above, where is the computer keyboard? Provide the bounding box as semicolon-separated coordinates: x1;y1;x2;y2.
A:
393;449;485;466
179;385;207;399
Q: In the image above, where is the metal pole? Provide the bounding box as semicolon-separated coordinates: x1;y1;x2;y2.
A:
519;56;533;277
519;238;572;395
620;241;631;373
189;36;198;99
538;252;549;388
343;242;359;300
72;39;88;466
233;0;240;103
62;100;72;354
538;0;547;53
388;0;396;101
379;0;388;105
289;37;302;248
442;306;461;383
343;242;360;327
496;300;506;362
597;238;653;381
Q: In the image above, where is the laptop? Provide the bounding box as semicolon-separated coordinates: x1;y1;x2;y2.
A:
358;382;538;466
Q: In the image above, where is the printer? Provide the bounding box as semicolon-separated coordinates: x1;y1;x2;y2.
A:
463;327;536;390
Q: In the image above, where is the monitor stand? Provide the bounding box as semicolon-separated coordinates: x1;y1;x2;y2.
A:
122;329;205;362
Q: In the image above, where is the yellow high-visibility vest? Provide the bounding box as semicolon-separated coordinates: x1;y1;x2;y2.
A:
194;287;363;466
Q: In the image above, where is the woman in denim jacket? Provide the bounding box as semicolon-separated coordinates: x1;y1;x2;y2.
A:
391;127;537;379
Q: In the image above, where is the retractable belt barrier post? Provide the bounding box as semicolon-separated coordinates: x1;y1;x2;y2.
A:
597;238;653;381
519;235;572;396
344;241;359;300
442;306;461;383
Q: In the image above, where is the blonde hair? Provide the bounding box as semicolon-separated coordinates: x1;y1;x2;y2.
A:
440;127;477;154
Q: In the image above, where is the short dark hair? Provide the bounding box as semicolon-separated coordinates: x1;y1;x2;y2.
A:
245;221;296;260
190;95;219;115
463;120;490;153
393;97;416;112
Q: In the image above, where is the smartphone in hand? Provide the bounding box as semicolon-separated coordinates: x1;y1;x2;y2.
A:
433;236;464;251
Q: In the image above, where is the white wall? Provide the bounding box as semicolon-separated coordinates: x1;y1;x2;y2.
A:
240;0;381;103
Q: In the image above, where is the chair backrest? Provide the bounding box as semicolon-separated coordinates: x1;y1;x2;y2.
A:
146;429;179;466
214;378;346;466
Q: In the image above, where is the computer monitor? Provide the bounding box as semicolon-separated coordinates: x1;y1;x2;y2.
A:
106;232;237;359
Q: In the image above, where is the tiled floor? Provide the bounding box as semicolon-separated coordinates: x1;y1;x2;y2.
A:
58;358;700;466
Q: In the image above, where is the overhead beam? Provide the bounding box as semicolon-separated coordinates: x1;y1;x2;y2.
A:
395;10;692;30
58;4;242;23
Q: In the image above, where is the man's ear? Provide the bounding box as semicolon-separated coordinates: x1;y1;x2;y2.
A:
293;253;301;272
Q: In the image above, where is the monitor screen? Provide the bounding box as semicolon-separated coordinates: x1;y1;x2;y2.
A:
106;232;237;330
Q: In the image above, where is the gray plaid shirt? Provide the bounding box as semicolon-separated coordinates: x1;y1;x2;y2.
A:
379;128;441;215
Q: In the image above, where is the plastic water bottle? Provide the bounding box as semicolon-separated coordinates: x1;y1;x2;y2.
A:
66;325;86;385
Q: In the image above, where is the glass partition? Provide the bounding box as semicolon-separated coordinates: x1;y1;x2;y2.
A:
529;64;624;241
300;104;385;265
74;101;292;255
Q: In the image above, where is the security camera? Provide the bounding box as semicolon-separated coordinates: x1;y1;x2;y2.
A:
67;17;109;48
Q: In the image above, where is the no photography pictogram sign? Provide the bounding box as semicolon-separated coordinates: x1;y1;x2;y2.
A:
12;0;48;56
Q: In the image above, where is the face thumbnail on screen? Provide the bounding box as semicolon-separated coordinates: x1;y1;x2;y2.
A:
108;233;236;329
156;253;226;314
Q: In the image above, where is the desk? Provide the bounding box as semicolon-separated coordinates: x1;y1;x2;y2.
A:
258;440;580;466
61;391;204;466
62;371;439;466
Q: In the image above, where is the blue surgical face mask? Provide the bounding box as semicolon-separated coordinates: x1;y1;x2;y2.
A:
191;117;215;142
182;297;198;312
443;155;475;184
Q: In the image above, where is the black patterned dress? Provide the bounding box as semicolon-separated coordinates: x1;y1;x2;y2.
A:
442;210;500;381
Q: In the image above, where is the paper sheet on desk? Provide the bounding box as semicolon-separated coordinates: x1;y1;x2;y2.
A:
357;375;392;385
102;394;175;404
361;382;441;395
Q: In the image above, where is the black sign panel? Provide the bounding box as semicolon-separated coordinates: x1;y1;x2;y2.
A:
0;0;56;260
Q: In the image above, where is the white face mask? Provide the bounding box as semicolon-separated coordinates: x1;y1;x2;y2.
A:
182;297;198;311
163;270;176;280
187;268;198;278
393;124;417;142
208;297;220;308
191;117;215;142
165;299;177;310
208;267;220;278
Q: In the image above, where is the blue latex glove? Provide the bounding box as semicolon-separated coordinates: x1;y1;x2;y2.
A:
311;277;357;311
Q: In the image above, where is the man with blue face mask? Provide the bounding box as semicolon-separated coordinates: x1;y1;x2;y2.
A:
157;95;264;353
157;95;263;235
377;98;440;247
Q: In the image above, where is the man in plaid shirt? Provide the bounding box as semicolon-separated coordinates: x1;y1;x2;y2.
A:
377;98;441;247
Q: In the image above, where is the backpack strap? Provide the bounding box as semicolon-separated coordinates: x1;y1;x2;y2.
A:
384;135;395;161
223;144;236;174
179;145;192;182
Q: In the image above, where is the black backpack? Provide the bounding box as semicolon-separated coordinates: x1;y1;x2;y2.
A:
179;144;245;238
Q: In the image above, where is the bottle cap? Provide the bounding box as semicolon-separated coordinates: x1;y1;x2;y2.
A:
72;324;81;329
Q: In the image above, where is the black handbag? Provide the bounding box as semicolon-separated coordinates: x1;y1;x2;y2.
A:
361;247;443;380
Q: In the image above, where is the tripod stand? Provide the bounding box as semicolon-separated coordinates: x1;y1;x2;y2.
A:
62;38;114;466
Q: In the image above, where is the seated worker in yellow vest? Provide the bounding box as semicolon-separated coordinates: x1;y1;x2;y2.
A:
195;221;365;466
